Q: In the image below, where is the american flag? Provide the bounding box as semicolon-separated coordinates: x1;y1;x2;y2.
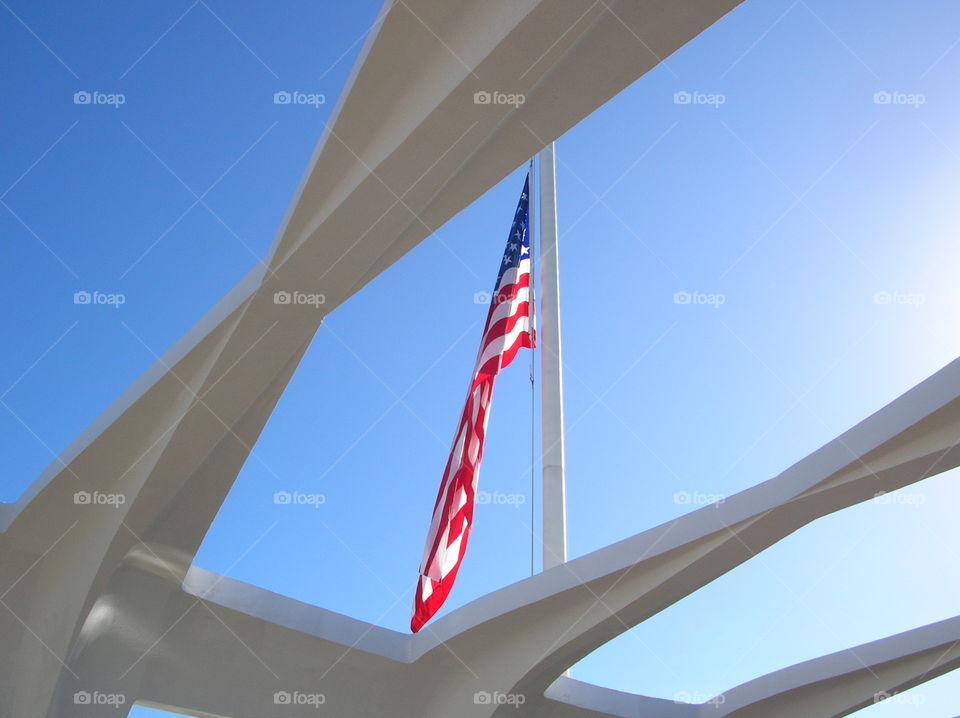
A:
412;172;535;633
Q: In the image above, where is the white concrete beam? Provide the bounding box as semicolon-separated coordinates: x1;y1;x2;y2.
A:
714;615;960;717
56;358;960;717
538;614;960;718
410;357;960;711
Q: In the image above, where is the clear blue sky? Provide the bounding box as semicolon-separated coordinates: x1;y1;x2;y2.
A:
2;1;959;715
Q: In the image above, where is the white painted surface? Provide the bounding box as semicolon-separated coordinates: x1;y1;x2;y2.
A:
539;142;568;571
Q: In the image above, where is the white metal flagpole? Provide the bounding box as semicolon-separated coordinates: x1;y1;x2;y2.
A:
538;142;567;571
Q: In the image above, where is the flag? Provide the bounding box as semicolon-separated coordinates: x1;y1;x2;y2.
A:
412;172;535;633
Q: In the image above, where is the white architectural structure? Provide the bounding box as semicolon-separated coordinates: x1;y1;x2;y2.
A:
1;1;957;716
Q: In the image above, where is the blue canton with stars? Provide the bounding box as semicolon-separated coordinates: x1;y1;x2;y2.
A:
493;173;531;291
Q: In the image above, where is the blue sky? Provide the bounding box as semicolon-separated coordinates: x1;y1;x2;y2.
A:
2;0;959;715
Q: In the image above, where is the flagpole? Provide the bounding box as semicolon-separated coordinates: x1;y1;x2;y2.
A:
538;142;567;571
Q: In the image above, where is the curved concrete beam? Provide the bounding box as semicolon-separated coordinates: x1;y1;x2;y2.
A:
46;355;960;717
406;357;960;713
1;0;751;714
714;615;960;717
535;617;960;717
57;571;960;718
544;677;706;718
